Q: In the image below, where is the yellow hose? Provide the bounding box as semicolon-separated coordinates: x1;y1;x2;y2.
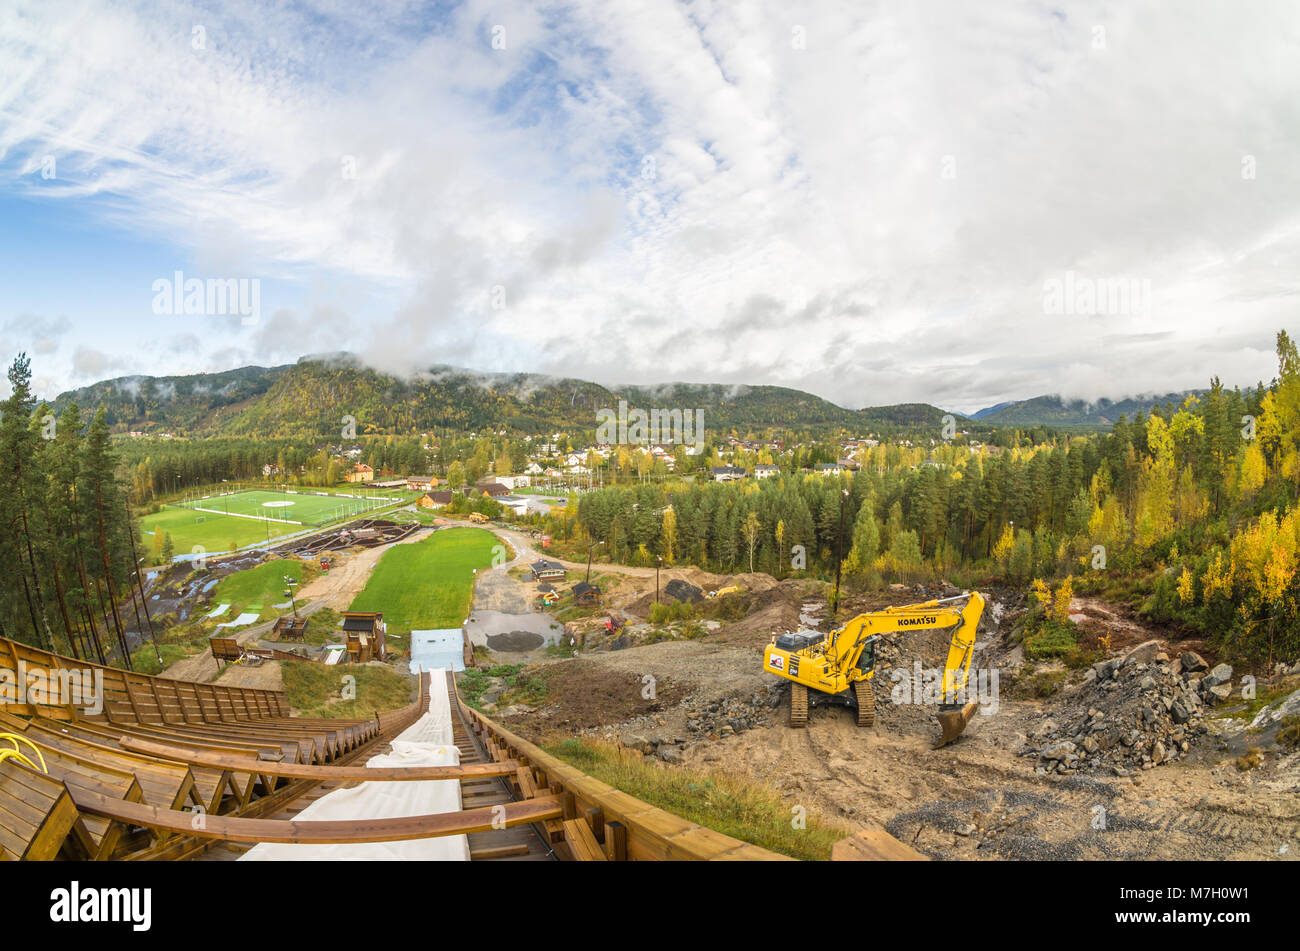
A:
0;733;48;774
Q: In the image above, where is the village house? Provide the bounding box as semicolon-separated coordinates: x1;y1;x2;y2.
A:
710;465;746;482
754;464;779;479
530;559;566;582
407;475;439;491
345;462;374;483
572;581;601;607
416;490;454;509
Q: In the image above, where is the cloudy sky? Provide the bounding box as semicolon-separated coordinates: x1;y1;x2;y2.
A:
1;0;1298;414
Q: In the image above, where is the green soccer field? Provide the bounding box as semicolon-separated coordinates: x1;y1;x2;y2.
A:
175;488;399;526
141;488;415;555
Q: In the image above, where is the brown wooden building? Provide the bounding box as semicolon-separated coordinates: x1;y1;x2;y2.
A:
341;611;386;662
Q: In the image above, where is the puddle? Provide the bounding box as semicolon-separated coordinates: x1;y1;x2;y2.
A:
465;609;562;653
486;631;545;651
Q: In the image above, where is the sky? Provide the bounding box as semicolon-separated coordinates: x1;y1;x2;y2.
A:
1;0;1298;415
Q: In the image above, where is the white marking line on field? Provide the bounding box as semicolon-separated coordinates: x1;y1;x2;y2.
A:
184;505;303;525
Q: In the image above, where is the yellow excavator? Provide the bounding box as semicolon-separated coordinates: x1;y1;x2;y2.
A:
762;591;985;748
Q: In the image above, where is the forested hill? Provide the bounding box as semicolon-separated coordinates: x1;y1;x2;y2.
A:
50;355;954;438
51;364;290;432
973;392;1207;430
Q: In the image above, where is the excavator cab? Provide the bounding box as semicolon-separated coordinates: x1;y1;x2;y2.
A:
857;635;878;674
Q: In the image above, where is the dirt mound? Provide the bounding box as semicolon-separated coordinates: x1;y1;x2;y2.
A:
611;568;781;618
497;658;691;744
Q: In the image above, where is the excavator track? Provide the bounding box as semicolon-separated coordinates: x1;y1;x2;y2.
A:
853;680;875;727
789;683;808;728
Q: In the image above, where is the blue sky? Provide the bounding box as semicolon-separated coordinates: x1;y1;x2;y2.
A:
2;0;1298;413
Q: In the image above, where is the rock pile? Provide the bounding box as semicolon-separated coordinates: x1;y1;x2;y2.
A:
1027;640;1233;776
681;684;783;740
594;684;783;764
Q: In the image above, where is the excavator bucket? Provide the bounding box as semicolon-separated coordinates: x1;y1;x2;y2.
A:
934;701;979;748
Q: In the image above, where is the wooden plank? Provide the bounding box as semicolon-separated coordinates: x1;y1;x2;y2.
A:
119;736;518;781
562;818;607;861
470;843;530;860
831;828;928;861
66;785;564;844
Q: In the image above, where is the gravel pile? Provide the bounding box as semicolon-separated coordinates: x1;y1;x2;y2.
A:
1023;639;1237;775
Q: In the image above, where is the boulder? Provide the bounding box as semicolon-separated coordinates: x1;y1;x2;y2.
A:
1123;640;1166;665
1203;663;1233;688
1041;740;1077;762
1205;684;1232;704
1180;651;1208;673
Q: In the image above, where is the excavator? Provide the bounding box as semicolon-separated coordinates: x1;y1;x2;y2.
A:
762;591;985;748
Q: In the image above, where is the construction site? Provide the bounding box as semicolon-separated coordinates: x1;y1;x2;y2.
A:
5;513;1294;867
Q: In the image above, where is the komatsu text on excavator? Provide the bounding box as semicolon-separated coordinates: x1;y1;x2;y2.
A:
762;591;985;748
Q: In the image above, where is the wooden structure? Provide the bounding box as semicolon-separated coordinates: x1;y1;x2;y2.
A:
572;581;601;607
0;636;924;863
209;637;244;666
272;616;308;642
341;612;386;662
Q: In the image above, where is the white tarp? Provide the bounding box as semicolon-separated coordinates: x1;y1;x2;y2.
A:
216;612;260;628
240;670;468;861
409;629;465;674
205;603;230;618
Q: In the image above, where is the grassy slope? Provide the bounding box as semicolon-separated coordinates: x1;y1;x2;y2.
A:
282;661;414;718
349;526;498;634
546;738;849;860
212;558;307;616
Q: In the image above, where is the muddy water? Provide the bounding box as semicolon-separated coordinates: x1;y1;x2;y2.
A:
465;609;564;653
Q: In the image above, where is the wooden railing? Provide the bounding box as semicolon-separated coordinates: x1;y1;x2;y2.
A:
453;681;791;861
0;636;287;723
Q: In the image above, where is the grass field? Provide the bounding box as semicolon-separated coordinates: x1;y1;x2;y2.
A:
140;487;416;554
349;526;498;634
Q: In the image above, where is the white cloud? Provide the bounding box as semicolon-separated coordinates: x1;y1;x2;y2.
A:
1;0;1297;411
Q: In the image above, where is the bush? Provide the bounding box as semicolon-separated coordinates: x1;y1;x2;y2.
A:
649;600;693;624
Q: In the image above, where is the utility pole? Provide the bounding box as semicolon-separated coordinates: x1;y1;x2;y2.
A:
656;555;662;605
